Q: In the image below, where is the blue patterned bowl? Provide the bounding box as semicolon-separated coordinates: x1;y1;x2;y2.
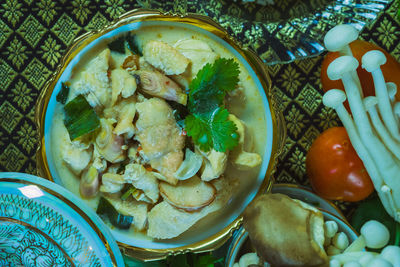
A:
0;172;124;267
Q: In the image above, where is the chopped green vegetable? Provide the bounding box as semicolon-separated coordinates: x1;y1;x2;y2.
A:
127;33;142;56
185;58;240;152
107;36;126;54
64;95;100;140
107;33;142;55
185;108;238;152
120;185;137;201
56;82;70;104
351;195;400;249
96;196;133;230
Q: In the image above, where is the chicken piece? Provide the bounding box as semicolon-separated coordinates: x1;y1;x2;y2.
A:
135;98;185;185
100;173;125;193
69;49;111;108
60;124;92;175
147;175;237;239
96;119;126;163
100;163;159;203
124;163;159;203
104;195;148;231
110;68;137;106
114;99;136;138
228;114;261;169
143;40;190;75
196;147;228;182
136;70;187;105
174;39;218;78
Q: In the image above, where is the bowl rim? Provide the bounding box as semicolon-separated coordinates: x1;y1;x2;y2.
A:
34;8;286;261
225;207;359;267
0;172;124;267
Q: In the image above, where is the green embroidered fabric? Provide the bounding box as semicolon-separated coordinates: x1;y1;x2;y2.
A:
0;0;399;215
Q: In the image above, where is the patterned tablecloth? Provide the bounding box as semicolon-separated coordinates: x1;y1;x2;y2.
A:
0;0;399;216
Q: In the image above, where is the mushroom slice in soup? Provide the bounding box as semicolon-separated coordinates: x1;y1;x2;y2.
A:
135;69;187;105
229;114;261;169
143;40;190;75
159;175;216;211
174;39;218;78
135;98;185;185
147;176;236;239
69;48;112;108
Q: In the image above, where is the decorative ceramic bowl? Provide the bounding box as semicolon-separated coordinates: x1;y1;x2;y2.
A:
0;172;124;267
35;9;285;261
225;209;358;266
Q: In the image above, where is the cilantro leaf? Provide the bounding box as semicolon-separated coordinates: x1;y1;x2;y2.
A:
188;58;240;113
185;108;238;152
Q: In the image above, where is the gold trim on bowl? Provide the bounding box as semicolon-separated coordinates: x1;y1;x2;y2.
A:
35;9;285;261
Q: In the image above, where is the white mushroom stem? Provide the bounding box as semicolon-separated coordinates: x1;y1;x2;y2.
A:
362;50;400;142
394;102;400;122
381;185;400;221
364;96;400;161
324;24;363;97
326;56;400;221
386;82;397;105
322;90;388;208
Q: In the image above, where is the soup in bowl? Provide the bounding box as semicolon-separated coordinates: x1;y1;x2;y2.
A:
35;9;283;260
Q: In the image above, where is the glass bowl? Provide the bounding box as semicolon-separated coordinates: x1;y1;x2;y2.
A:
35;9;285;261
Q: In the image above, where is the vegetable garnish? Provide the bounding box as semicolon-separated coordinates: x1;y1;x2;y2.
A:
120;185;137;201
185;58;240;152
96;196;133;230
188;58;240;113
64;95;100;140
56;82;70;104
185;108;238;152
107;33;142;56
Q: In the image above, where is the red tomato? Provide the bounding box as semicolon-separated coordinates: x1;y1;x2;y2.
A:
306;127;374;202
321;40;400;110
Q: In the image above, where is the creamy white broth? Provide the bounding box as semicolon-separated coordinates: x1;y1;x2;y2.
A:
50;24;267;240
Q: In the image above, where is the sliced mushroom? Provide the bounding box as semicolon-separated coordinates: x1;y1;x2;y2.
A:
159;175;216;211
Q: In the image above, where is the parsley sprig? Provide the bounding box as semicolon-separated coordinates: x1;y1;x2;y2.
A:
185;58;240;152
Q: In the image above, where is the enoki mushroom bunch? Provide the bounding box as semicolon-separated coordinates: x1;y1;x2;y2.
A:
322;25;400;222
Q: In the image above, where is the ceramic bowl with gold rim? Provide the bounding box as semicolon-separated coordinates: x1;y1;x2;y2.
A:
0;172;124;267
35;9;284;261
225;209;359;267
